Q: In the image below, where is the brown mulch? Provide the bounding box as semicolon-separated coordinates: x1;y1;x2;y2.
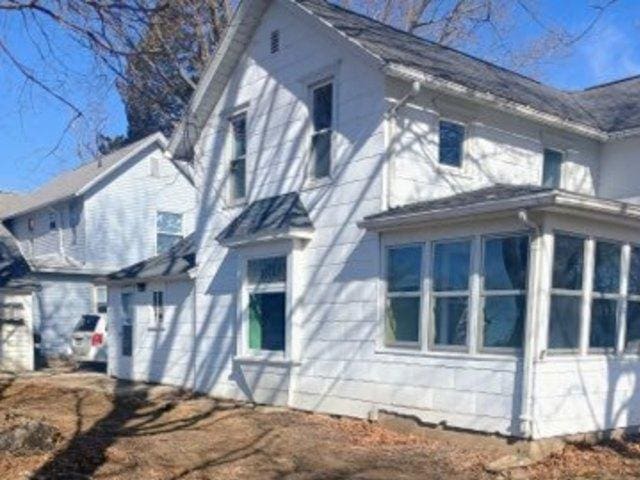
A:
0;372;637;479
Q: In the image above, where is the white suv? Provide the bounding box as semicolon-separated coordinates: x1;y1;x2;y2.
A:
71;314;108;364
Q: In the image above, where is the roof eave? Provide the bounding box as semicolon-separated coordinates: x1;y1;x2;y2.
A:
385;64;609;142
359;192;640;232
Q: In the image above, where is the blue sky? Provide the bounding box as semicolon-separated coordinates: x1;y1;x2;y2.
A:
0;0;638;194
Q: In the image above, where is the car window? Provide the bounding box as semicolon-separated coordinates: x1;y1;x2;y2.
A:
76;315;100;332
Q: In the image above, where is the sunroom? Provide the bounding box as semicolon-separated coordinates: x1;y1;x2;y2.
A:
360;184;640;439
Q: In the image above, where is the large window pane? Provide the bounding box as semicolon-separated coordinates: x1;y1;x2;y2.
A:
629;247;640;295
312;131;331;179
388;246;422;292
433;241;471;291
626;302;640;352
232;115;247;158
249;292;285;351
552;235;584;290
439;121;464;167
313;83;333;130
311;82;333;180
386;297;420;343
548;295;581;349
433;297;467;346
484;236;529;290
542;149;562;188
590;299;617;349
248;257;286;285
593;242;621;294
483;296;526;348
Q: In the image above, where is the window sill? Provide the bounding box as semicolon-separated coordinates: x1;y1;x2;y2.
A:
224;198;247;210
302;176;333;191
233;355;300;367
374;347;521;362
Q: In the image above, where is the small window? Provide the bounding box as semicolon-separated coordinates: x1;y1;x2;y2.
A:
229;113;247;201
152;291;164;327
311;82;333;179
385;245;422;345
438;120;465;167
247;257;287;352
542;149;563;188
150;157;161;177
95;286;108;314
27;217;35;232
156;212;183;254
270;29;280;54
589;241;621;350
49;213;57;230
432;240;471;348
548;234;584;350
481;235;529;349
626;246;640;352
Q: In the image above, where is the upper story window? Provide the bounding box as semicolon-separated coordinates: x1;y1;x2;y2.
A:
438;120;465;167
542;148;563;188
385;245;422;346
432;240;471;349
27;217;35;232
156;211;183;254
94;286;108;313
229;113;247;201
311;82;333;179
270;29;280;54
48;212;57;230
247;256;287;352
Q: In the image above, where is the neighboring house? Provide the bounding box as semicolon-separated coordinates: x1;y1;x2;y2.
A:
108;0;640;440
0;194;38;370
1;133;196;357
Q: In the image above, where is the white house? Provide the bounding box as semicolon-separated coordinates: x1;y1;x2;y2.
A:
1;133;196;358
109;0;640;440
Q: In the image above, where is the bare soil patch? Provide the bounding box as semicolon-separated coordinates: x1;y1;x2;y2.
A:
0;371;637;479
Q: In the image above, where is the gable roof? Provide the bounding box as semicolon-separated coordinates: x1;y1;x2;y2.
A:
2;132;167;220
107;233;196;282
0;224;37;291
170;0;640;158
217;192;314;246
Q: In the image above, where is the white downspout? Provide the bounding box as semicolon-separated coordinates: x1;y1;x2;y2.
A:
518;209;542;439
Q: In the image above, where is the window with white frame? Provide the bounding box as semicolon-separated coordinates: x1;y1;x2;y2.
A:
626;246;640;352
481;235;529;349
438;120;465;167
310;81;333;179
431;240;471;349
48;212;57;230
548;234;584;350
589;241;622;350
247;256;286;352
0;303;24;322
95;285;108;314
229;113;247;201
156;211;183;254
542;148;563;188
385;245;422;346
152;290;164;327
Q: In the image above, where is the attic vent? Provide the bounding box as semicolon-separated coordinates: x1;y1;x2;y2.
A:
270;30;280;54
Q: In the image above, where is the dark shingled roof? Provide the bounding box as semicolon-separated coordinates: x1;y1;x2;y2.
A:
297;0;640;134
217;192;313;244
108;233;195;281
365;184;555;221
0;225;38;290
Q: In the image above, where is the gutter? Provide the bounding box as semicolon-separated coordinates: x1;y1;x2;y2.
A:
385;64;609;142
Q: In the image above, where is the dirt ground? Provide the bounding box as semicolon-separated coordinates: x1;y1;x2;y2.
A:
0;370;638;479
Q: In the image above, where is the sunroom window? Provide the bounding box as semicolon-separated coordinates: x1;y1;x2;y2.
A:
626;247;640;352
385;245;422;345
548;234;584;350
589;241;621;350
481;235;529;349
247;257;286;352
432;240;471;348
